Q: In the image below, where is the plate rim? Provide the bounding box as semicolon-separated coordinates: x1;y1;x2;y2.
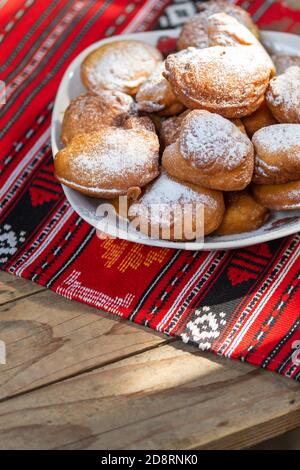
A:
51;29;300;251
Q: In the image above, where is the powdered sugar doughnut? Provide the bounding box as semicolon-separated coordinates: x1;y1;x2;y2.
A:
177;0;259;51
162;110;254;191
207;13;275;75
54;127;159;198
252;180;300;210
81;40;162;95
252;124;300;185
216;190;269;235
160;112;246;150
61;91;137;145
123;116;156;134
128;171;225;240
266;66;300;123
164;45;272;118
136;63;185;116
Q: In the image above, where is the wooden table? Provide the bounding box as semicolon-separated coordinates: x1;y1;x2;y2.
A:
0;270;299;450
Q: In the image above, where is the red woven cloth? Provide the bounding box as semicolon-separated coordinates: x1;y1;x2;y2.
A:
1;0;300;380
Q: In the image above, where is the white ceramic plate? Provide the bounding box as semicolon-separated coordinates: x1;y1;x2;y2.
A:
51;29;300;250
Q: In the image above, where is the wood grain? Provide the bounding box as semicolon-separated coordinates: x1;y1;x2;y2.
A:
0;288;169;400
0;342;299;450
0;271;44;305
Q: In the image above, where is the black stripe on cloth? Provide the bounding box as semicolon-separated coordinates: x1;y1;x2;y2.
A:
45;227;96;288
0;1;58;74
129;250;183;322
0;0;93;121
1;105;52;173
1;0;74;81
0;0;113;137
215;236;299;356
0;0;36;52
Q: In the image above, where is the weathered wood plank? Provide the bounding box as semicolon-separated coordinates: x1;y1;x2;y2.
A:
0;289;169;400
0;271;44;305
0;342;299;450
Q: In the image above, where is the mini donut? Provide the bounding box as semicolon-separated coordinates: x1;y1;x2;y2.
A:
135;63;185;116
252;124;300;185
61;91;137;145
128;171;225;240
271;53;300;75
54;127;159;198
164;45;273;118
207;13;275;75
242;102;277;138
266;66;300;123
177;0;259;51
162;110;254;191
81;40;162;95
123;116;156;134
216;190;269;235
252;180;300;210
160;112;246;150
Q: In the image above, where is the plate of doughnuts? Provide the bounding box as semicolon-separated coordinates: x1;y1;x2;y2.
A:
51;5;300;250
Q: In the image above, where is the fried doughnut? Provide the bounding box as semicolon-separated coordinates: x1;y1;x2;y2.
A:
216;190;269;235
135;63;185;116
252;180;300;210
242;102;277;138
252;124;300;185
81;40;162;95
160;112;246;150
266;66;300;123
61;91;137;145
271;53;300;75
164;45;272;118
177;0;259;50
128;171;225;240
207;13;275;75
54;127;159;198
162;110;254;191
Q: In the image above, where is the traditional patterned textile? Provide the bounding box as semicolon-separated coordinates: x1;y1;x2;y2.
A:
0;0;299;380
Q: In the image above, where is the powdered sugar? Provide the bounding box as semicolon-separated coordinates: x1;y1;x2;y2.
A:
253;124;300;154
266;66;300;118
136;63;167;112
82;40;162;93
164;45;271;115
128;171;215;226
61;128;159;189
179;111;252;170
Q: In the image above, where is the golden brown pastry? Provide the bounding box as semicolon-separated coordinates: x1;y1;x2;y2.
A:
252;124;300;185
207;13;275;75
242;102;277;138
177;0;259;50
266;66;300;123
164;45;273;118
135;63;185;116
271;53;300;75
160;112;245;150
61;91;137;145
216;190;269;235
162;110;254;191
54;127;159;198
81;40;162;95
128;171;225;240
252;180;300;210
